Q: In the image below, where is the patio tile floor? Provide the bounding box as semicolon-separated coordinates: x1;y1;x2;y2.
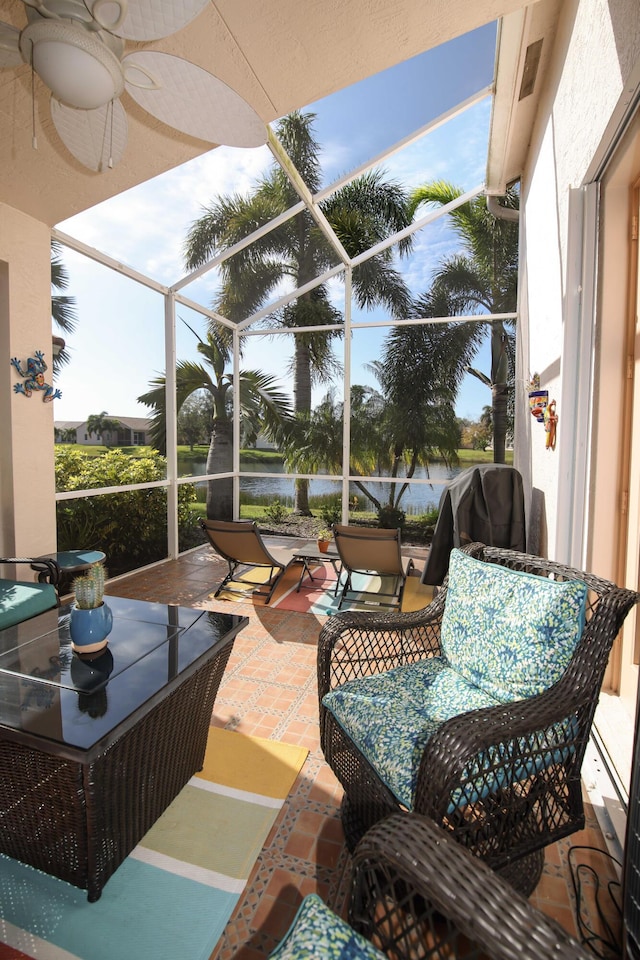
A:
104;542;624;959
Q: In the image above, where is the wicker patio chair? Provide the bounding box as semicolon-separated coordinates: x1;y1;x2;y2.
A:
199;518;291;603
268;812;589;959
332;524;414;610
318;542;639;896
348;812;591;960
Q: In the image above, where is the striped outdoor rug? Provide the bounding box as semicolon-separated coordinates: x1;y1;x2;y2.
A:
214;562;434;615
0;729;308;960
270;564;434;615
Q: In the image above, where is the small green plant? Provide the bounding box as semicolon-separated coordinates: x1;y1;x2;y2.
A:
421;506;440;527
265;498;288;524
73;562;106;609
319;496;341;527
377;505;406;529
317;527;332;543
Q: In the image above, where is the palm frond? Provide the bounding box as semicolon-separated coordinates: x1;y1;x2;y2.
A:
51;241;78;335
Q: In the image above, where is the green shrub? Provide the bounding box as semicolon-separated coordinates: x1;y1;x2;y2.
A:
319;495;342;527
264;499;289;523
55;448;196;576
377;505;406;529
420;505;440;526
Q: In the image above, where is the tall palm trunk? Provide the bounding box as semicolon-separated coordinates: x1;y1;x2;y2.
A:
206;419;234;519
293;337;312;514
491;383;509;463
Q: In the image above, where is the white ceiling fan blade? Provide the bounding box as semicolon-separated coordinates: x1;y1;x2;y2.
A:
123;52;267;149
51;97;128;171
86;0;209;41
0;21;22;68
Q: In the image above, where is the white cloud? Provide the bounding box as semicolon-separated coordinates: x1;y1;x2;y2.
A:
57;144;273;286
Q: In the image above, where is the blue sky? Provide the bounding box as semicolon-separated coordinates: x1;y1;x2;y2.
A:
53;23;497;425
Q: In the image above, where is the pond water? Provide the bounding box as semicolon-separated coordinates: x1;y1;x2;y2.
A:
188;459;475;516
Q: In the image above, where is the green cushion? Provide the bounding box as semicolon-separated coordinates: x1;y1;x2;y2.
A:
269;894;386;960
441;549;588;702
0;579;57;630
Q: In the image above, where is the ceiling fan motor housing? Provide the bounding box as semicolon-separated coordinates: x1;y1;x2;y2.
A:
20;18;124;109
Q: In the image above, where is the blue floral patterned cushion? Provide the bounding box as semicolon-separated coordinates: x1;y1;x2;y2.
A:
269;894;386;960
441;549;588;703
322;658;499;807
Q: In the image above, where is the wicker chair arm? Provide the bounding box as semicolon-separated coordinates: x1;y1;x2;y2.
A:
0;556;62;586
349;812;589;960
415;681;585;818
317;596;447;701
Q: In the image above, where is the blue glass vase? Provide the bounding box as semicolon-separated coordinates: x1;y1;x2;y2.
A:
70;602;113;653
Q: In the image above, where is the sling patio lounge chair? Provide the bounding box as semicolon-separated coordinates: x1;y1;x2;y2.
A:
332;524;414;610
199;518;291;604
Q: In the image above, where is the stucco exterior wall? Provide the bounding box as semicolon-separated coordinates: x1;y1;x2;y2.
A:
0;203;57;557
519;0;640;561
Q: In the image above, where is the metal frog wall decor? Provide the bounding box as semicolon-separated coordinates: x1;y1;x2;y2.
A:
11;350;61;402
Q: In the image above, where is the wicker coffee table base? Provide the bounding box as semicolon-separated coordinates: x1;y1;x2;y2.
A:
0;641;234;901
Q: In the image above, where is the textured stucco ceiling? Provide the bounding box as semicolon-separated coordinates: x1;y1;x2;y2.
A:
0;0;550;226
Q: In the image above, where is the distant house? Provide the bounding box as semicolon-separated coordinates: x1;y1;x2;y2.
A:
54;417;151;447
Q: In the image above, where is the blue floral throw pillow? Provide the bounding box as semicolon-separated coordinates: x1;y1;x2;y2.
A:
441;549;588;702
269;894;386;960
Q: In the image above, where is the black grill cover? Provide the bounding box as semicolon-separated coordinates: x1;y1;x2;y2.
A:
421;463;526;585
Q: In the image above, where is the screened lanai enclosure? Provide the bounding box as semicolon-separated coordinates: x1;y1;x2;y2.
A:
52;20;519;576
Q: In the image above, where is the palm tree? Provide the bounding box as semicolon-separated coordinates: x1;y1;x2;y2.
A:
367;300;485;506
177;393;213;450
407;182;519;463
86;411;122;446
293;298;481;519
138;325;292;519
51;239;77;375
184;111;413;514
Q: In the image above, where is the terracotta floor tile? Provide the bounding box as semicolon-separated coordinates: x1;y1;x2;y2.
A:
533;873;573;904
283;831;315;860
294;807;325;832
315;838;344;870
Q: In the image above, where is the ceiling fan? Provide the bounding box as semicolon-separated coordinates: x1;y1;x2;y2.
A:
0;0;267;172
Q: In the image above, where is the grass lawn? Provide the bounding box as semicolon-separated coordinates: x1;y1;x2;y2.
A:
454;448;513;464
57;443;510;466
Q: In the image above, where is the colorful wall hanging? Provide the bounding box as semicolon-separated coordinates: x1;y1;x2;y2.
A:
529;389;548;422
11;350;61;402
544;400;558;450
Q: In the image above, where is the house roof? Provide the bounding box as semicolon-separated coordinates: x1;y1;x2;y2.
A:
0;0;561;227
54;420;83;430
54;417;150;430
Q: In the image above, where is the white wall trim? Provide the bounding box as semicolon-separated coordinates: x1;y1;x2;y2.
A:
555;184;599;567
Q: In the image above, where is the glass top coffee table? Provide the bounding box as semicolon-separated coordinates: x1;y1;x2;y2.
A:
0;595;247;900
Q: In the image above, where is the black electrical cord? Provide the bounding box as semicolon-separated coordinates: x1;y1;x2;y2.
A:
568;845;622;959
